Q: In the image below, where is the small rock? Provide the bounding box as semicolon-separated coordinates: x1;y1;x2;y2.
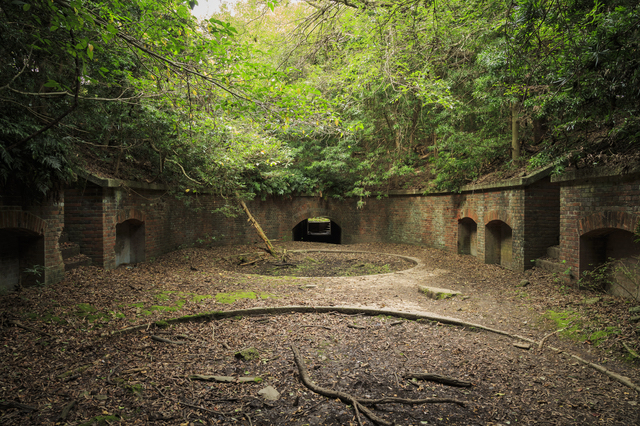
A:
629;306;640;314
629;316;640;323
518;280;530;287
235;347;260;361
258;386;280;401
513;343;531;350
583;297;601;305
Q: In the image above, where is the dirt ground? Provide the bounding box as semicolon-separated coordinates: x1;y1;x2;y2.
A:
1;242;639;425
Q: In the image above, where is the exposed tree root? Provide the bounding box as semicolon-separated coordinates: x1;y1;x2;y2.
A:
107;305;640;393
291;345;466;426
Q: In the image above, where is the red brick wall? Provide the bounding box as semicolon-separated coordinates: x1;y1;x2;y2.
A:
556;171;640;279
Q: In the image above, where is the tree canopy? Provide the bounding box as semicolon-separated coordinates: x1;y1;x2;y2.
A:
1;0;638;200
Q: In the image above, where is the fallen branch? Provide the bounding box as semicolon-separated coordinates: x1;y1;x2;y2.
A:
622;342;640;359
57;400;76;422
151;335;185;345
404;373;472;387
291;345;465;426
0;400;37;412
7;319;54;339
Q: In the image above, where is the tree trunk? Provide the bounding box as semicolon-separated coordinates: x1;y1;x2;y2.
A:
511;102;520;162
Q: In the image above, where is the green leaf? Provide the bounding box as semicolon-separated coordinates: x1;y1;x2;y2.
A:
23;4;31;12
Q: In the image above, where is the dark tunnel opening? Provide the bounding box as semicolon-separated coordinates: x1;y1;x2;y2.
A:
292;218;342;244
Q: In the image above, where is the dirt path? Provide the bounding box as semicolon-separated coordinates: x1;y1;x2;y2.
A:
1;242;639;425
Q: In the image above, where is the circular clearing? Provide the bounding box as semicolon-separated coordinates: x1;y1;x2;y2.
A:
218;250;416;277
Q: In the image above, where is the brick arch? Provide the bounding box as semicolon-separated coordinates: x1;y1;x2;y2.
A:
484;210;511;227
578;211;639;236
0;211;46;235
458;208;479;223
117;209;146;225
290;209;342;230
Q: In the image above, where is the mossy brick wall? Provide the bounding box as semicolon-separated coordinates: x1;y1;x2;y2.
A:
0;194;65;289
555;171;640;279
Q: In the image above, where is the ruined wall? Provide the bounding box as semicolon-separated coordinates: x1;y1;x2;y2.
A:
553;168;640;282
0;194;64;291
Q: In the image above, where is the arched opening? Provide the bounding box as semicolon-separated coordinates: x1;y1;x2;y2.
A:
580;228;640;298
115;219;145;267
0;228;45;292
485;220;512;267
292;217;341;244
458;218;477;256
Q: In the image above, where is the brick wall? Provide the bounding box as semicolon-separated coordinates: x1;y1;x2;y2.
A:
553;169;640;280
0;194;64;290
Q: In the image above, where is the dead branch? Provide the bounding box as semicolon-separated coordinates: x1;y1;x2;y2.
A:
57;400;76;422
0;400;37;412
291;345;465;426
622;342;640;359
404;373;472;387
151;335;186;345
6;319;54;339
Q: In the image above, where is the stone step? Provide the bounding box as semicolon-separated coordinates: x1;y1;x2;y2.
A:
535;258;570;275
61;243;80;259
546;245;561;260
64;254;92;271
419;285;462;300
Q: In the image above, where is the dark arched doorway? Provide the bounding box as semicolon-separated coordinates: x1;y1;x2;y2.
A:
292;217;342;244
580;228;640;298
0;228;44;291
115;219;145;266
458;218;478;256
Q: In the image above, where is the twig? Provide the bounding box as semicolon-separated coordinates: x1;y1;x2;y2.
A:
151;335;185;345
347;324;367;330
7;320;54;339
244;413;253;426
622;342;640;359
404;373;472;387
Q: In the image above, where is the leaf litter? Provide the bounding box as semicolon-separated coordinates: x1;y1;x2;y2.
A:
1;242;639;425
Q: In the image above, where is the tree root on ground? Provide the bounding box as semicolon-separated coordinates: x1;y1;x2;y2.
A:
108;305;640;393
291;345;466;426
404;373;472;387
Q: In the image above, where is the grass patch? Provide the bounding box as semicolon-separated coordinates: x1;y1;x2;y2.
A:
543;310;622;347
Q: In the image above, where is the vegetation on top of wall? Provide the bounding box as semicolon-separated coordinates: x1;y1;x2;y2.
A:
1;0;638;199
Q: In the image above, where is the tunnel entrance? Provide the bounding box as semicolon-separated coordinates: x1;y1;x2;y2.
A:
458;218;478;256
485;220;512;267
580;228;640;298
0;228;45;292
292;217;341;244
115;219;145;267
